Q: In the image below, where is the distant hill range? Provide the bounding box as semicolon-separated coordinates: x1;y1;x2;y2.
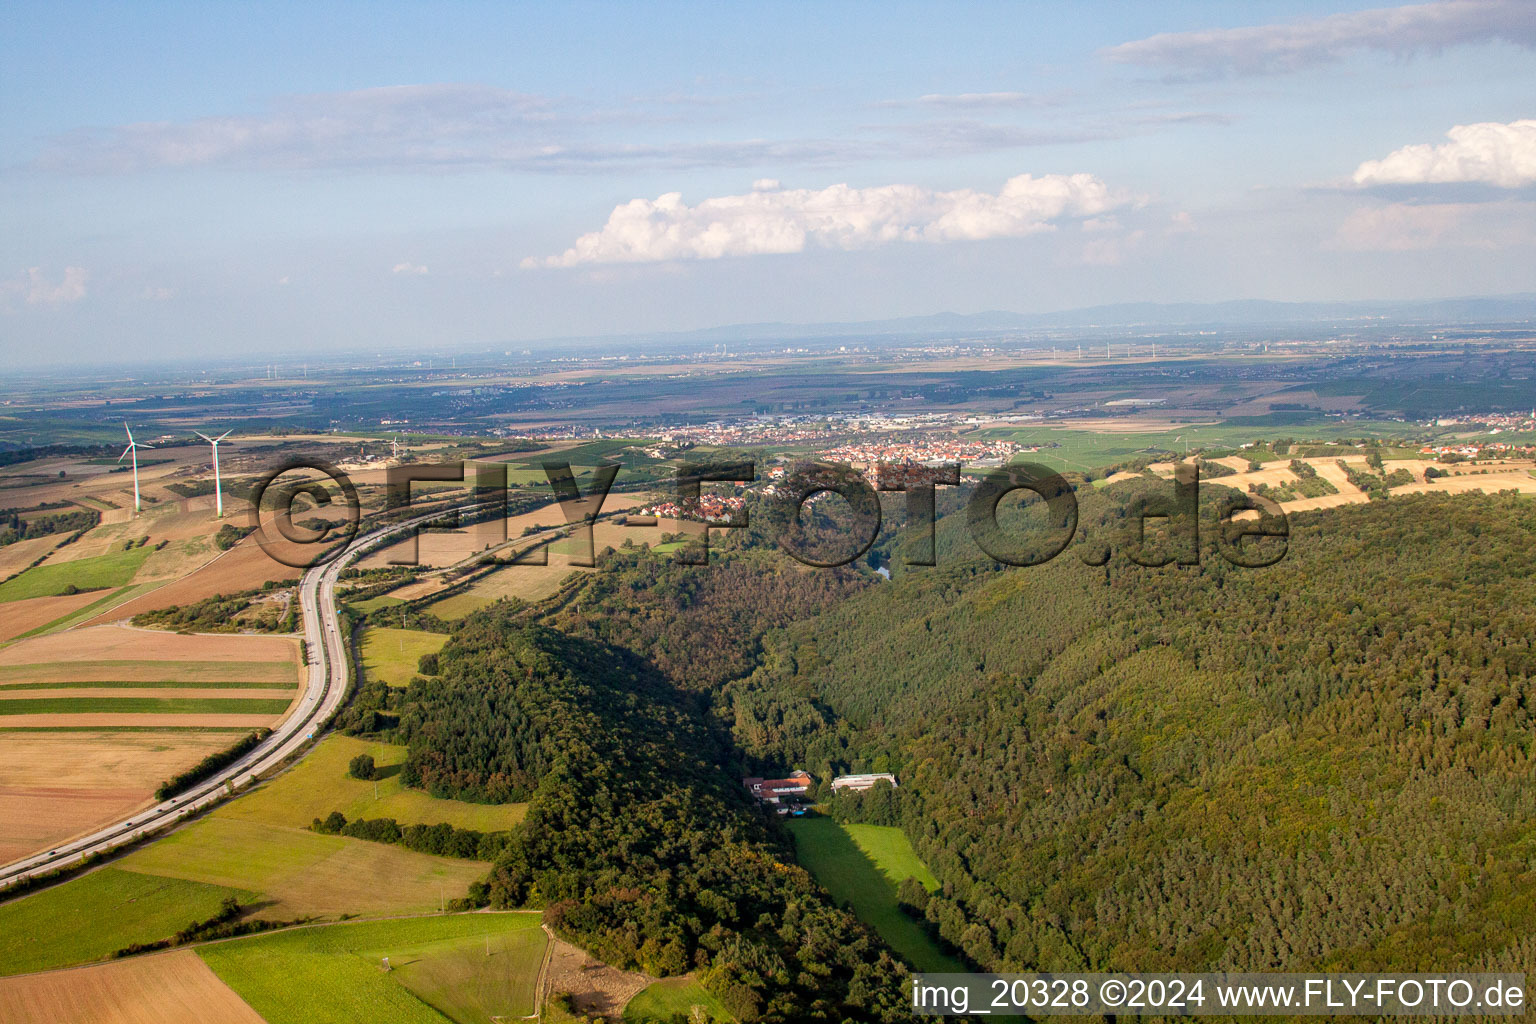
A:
572;295;1536;349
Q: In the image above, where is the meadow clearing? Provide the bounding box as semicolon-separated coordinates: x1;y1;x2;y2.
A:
360;627;447;687
786;817;961;974
118;815;488;920
624;976;734;1023
0;948;267;1024
198;912;547;1024
214;734;526;833
0;626;301;865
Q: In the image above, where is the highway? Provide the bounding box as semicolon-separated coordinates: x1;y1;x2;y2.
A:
0;508;456;891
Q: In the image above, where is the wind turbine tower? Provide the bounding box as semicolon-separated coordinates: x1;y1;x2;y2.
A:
119;422;152;514
195;429;234;517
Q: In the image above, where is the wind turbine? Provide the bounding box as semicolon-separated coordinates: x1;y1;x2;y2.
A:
119;422;152;514
390;435;404;460
194;429;233;517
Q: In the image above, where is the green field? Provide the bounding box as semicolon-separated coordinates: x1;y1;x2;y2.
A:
0;867;255;975
119;816;489;919
0;659;299;685
218;734;526;832
0;545;152;603
625;977;734;1023
361;627;448;687
18;580;184;640
199;912;547;1024
786;817;962;973
347;593;406;615
0;696;292;715
975;421;1422;475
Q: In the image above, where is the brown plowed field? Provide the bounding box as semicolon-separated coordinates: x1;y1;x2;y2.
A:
0;591;109;643
83;540;301;625
0;949;267;1024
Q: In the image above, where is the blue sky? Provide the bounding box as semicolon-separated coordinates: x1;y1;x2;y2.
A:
2;1;1534;364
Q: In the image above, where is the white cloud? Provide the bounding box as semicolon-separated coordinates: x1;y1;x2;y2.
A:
1352;119;1536;188
1104;0;1536;77
526;173;1133;268
392;262;430;275
15;266;89;306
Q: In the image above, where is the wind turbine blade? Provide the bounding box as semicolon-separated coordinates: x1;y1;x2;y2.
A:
124;422;134;444
215;429;233;442
119;445;132;462
195;431;213;443
139;443;154;450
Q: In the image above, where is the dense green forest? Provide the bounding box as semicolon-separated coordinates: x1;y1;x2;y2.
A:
727;487;1536;976
389;615;916;1023
358;474;1536;1020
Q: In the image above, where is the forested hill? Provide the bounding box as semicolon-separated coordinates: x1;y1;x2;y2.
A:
395;617;916;1023
729;491;1536;975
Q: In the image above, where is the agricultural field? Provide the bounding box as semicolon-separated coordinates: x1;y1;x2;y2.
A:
0;948;268;1024
361;627;447;687
198;912;547;1024
87;535;303;625
983;420;1420;475
786;817;961;974
0;731;253;864
624;977;734;1023
216;735;526;833
0;534;70;581
346;592;405;615
354;492;661;571
1139;455;1536;515
0;590;112;643
425;518;691;620
0;626;301;865
117;815;488;920
0;868;255;976
0;544;151;602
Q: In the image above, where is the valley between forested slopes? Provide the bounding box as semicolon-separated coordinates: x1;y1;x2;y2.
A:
343;483;1536;1021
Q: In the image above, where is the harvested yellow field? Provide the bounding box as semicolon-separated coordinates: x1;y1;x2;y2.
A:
1392;471;1536;496
4;624;299;667
0;949;267;1024
1309;460;1363;496
355;492;661;569
0;731;242;864
426;518;688;618
0;534;68;580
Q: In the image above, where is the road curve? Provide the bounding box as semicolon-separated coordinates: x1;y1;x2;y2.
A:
0;508;457;891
